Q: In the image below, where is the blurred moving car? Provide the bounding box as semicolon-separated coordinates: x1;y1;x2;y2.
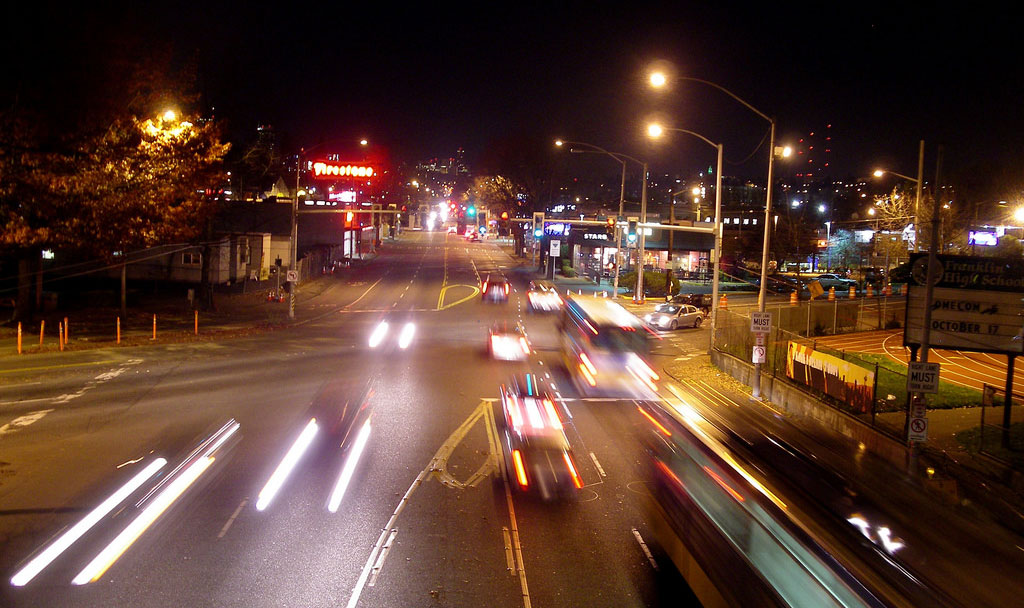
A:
526;280;561;312
498;374;582;500
488;322;531;361
644;303;704;330
481;273;510;303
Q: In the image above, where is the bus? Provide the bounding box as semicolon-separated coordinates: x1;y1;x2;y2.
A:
558;295;660;399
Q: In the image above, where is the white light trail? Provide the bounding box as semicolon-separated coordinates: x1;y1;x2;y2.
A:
10;458;167;587
398;322;416;349
72;456;213;585
327;420;372;513
368;321;389;348
255;418;319;511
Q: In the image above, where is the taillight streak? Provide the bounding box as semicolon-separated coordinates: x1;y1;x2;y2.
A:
542;399;562;430
511;450;528;488
638;405;671;437
563;452;583;489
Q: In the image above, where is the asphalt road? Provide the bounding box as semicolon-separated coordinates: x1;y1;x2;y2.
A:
0;231;698;608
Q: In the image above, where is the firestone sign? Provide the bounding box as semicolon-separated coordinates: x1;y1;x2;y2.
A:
904;254;1024;355
311;162;375;179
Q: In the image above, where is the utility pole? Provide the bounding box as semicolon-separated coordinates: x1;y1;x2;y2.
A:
635;163;649;303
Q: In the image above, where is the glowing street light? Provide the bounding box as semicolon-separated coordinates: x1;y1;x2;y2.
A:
872;140;925;252
650;70;788;399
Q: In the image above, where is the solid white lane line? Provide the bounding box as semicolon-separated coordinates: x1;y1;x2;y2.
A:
347;467;430;608
367;528;398;587
217;499;248;539
589;452;607;477
632;527;659;571
502;527;515;574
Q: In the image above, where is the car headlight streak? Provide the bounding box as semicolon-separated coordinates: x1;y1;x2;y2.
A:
10;458;167;587
328;419;373;513
398;322;416;349
256;418;319;511
368;321;389;348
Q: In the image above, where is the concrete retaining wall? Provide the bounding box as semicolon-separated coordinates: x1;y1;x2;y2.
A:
710;349;910;468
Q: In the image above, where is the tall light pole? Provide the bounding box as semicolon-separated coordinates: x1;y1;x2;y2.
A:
647;124;723;352
555;140;646;299
649;72;789;399
873;139;924;253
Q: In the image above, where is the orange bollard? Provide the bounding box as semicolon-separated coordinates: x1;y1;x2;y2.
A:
848;285;856;299
194;310;199;335
39;320;45;347
64;317;69;343
719;293;728;309
117;317;121;344
58;322;64;351
789;291;798;306
17;322;22;354
828;286;836;301
866;284;874;298
152;314;157;340
883;283;891;296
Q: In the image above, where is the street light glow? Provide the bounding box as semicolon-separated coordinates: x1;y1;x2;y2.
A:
162;110;176;121
1015;207;1024;223
554;140;564;147
646;123;663;138
873;169;885;177
649;72;667;88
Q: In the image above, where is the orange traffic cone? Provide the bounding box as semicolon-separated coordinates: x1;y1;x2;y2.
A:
884;283;892;296
719;293;728;309
789;291;798;306
866;284;874;298
828;286;835;301
848;286;856;299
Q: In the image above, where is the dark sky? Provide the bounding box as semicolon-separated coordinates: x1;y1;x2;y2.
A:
5;3;1022;192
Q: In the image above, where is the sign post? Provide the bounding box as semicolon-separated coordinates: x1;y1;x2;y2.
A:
751;311;771;365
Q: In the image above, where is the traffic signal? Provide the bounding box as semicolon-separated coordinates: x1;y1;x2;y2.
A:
501;211;509;220
606;217;616;237
627;220;638;243
534;227;543;238
467;205;476;217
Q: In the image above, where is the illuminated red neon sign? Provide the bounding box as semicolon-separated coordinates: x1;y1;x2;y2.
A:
311;162;375;179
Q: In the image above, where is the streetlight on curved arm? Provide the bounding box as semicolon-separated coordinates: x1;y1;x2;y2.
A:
555;140;648;299
650;71;789;399
873;141;925;253
647;123;724;353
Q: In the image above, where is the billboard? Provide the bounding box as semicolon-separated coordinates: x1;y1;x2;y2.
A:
903;254;1024;354
786;342;875;413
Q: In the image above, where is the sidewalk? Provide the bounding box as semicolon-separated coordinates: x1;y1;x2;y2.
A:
0;272;350;361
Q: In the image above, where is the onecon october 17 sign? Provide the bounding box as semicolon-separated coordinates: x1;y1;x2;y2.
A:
904;254;1024;355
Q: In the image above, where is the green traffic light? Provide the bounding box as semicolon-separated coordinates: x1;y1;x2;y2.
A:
467;206;476;217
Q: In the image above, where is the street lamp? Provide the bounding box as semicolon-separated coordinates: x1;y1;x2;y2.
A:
872;140;925;252
555;140;647;300
650;72;788;399
647;123;724;352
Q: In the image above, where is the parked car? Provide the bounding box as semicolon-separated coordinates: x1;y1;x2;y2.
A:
668;293;712;313
644;303;704;330
809;273;857;290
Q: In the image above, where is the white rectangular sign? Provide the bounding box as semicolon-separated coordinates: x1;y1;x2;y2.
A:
752;345;766;364
550;240;561;257
907;361;940;394
751;312;772;333
905;288;1023;353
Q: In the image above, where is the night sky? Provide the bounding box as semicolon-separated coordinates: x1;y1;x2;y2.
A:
4;3;1021;193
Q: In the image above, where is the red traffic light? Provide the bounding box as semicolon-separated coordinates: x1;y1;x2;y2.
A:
501;212;509;220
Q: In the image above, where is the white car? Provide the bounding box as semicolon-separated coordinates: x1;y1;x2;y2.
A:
644;303;704;330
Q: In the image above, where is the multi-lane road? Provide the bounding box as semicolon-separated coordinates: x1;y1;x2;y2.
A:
0;231;698;607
